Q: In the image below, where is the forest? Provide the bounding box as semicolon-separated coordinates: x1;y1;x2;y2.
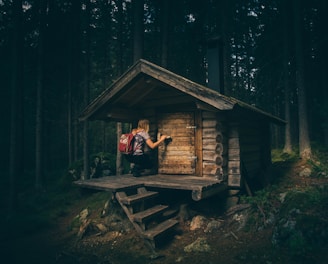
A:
1;0;328;263
1;0;328;226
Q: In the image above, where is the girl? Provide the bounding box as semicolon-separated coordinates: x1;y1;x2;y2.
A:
128;119;167;177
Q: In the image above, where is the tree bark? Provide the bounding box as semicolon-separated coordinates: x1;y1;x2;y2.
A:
220;0;232;96
116;0;125;175
35;0;47;191
82;0;91;179
160;0;169;68
282;1;292;153
319;0;328;146
9;0;24;212
293;0;311;159
133;0;144;62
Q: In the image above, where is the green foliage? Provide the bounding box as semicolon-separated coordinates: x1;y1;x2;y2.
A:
307;144;328;178
240;185;281;231
91;151;116;174
272;185;328;258
68;152;117;179
271;148;299;163
287;231;308;256
241;186;275;210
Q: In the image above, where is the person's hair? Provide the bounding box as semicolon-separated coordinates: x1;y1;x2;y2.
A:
137;119;149;133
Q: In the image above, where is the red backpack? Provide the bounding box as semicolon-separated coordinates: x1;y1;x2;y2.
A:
118;133;135;155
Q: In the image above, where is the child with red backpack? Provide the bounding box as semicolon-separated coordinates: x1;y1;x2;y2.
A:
123;119;167;177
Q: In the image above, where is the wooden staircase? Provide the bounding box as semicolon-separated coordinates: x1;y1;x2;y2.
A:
115;186;179;248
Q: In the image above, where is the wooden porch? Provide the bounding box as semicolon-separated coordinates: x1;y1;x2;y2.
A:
73;174;227;201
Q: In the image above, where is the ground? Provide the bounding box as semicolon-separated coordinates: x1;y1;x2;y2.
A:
2;157;328;264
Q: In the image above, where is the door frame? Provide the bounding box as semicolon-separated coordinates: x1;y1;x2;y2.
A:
195;110;203;177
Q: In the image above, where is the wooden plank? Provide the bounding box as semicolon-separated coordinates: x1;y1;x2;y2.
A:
158;167;194;174
132;205;168;223
158;112;195;119
202;111;217;119
73;179;143;192
192;183;227;201
203;143;223;154
158;131;195;138
119;191;159;205
202;127;216;138
228;160;240;174
159;150;195;157
142;219;179;240
228;138;240;148
161;145;194;151
228;174;242;187
202;162;221;175
202;138;217;145
158;159;193;165
202;119;218;128
202;152;223;165
228;125;239;137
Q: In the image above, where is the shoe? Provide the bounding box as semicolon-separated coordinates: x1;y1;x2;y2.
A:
132;168;141;177
140;169;155;176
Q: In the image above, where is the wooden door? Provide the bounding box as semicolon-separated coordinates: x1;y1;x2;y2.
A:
157;112;196;175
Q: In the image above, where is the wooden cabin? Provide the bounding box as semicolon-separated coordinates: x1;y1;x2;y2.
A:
76;59;285;246
78;59;284;194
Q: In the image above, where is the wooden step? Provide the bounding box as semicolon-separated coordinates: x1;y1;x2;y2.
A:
143;218;179;240
132;205;168;223
118;191;159;205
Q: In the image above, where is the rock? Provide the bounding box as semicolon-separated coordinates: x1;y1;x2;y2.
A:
101;200;110;218
232;212;248;231
204;220;223;233
184;237;211;253
95;223;108;233
77;219;91;239
299;167;312;177
79;208;90;222
279;192;287;203
190;215;206;231
178;203;191;222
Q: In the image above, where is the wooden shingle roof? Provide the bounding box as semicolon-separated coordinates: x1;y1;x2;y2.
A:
79;59;285;124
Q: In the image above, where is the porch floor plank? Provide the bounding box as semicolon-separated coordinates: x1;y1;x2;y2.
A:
73;174;223;194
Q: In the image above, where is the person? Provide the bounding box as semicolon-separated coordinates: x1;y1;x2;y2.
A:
90;156;102;178
127;119;167;177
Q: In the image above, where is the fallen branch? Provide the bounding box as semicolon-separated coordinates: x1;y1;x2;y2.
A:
230;231;238;240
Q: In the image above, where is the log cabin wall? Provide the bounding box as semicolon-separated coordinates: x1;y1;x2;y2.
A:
201;111;228;181
227;122;241;187
239;120;271;186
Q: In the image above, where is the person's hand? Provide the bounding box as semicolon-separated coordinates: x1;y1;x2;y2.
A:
160;134;167;141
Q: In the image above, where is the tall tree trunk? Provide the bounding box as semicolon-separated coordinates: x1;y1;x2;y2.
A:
282;1;292;153
116;0;128;175
160;0;169;68
133;0;144;62
118;0;124;74
293;0;311;159
83;0;91;179
220;0;232;96
319;0;328;146
67;0;81;166
9;0;24;213
67;74;73;166
35;0;47;191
